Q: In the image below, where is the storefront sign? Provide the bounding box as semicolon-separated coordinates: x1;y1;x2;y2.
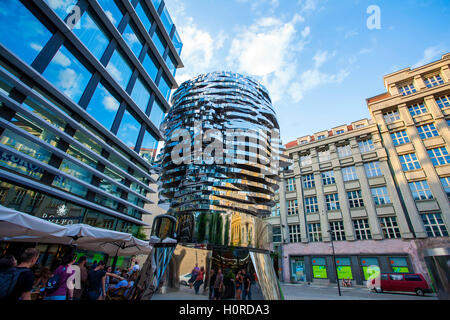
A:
337;266;353;279
41;213;81;225
313;265;327;279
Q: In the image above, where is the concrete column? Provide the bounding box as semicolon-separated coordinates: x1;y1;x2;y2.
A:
424;95;450;147
441;65;450;82
399;104;450;231
413;75;427;90
278;177;289;242
293;153;308;243
373;110;427;238
311;148;330;242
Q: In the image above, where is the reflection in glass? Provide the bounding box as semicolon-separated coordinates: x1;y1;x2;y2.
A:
135;0;152;31
250;252;282;300
42;45;92;103
158;75;171;101
130;77;150;112
160;6;174;34
172;30;183;56
123;22;143;58
117;108;141;149
140;130;158;164
143;51;159;83
149;99;165;129
44;0;78;20
0;0;52;65
152;29;166;58
165;52;177;76
106;49;132;90
151;0;162;11
72;10;109;60
97;0;123;27
86;82;120;130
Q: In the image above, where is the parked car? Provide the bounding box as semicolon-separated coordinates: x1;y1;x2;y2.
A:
180;273;192;286
372;273;432;296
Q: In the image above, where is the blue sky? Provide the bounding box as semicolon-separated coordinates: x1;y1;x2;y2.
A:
165;0;450;143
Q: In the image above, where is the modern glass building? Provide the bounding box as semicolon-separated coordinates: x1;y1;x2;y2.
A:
0;0;183;245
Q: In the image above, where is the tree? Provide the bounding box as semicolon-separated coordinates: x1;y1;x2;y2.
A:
132;226;148;240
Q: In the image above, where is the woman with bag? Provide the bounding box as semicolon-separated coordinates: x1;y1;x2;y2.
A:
44;254;76;300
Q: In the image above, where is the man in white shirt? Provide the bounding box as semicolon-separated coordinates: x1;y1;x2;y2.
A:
67;263;81;300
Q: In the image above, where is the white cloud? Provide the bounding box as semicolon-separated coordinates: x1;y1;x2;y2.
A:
103;95;119;112
106;63;123;84
104;10;116;25
30;43;43;52
124;32;139;46
301;26;310;37
53;51;72;67
312;50;335;68
57;68;82;99
412;46;446;69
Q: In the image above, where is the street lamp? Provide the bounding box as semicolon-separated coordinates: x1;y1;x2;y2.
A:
328;229;341;296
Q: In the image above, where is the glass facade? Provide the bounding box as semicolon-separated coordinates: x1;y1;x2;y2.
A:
0;0;183;234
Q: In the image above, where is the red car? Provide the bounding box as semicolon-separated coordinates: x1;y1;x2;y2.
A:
372;273;432;296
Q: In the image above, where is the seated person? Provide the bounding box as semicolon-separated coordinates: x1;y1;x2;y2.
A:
109;271;129;297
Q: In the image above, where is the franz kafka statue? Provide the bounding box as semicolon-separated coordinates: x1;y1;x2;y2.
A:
129;72;290;300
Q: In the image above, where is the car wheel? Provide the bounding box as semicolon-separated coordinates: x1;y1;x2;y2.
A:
415;289;424;296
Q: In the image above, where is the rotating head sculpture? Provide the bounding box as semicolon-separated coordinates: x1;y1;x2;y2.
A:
156;71;288;250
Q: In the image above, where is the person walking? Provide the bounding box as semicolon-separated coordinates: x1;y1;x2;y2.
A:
242;269;252;300
208;269;216;300
73;256;87;300
193;266;205;294
213;268;223;300
44;254;76;300
235;270;243;300
188;263;199;289
0;248;40;300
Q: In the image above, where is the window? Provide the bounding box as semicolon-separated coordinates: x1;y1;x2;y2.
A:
308;223;322;242
289;224;301;243
348;190;364;208
160;6;174;34
427;147;450;166
97;0;123;27
300;140;308;145
149;99;165;129
417;123;439;139
398;83;416;96
389;274;404;281
11;188;26;205
304;196;318;213
73;10;109;60
330;221;346;241
130;77;151;112
286;177;296;192
166;52;177;76
318;150;331;162
391;130;410;146
325;193;340;211
424;74;444;88
379;216;401;239
383;110;400;124
287;200;299;215
116;108;141;149
364;161;382;178
86;82;120;130
0;1;53;65
135;0;152;31
42;45;92;103
440;177;450;198
123;22;143;58
358;139;375;153
143;51;159;84
271;203;280;217
342;166;357;181
317;135;326;140
172;29;183;55
272;226;281;243
139;130;158;164
399;153;421;171
300;154;312;166
371;187;391;205
337;145;352;158
408;103;428;117
354;123;365;129
106;49;132;89
336;129;345;134
302;174;315;189
322;170;335;185
158;74;172;101
152;28;166;58
435;95;450;109
404;274;422;281
354;219;372;240
421;213;449;237
409;180;433;200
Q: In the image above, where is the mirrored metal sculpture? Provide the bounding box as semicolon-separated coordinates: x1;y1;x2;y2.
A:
135;72;290;300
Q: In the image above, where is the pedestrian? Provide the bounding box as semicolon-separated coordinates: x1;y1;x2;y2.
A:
131;261;140;273
235;270;243;300
0;255;17;270
193;266;205;294
86;261;123;300
242;269;252;300
73;256;87;300
213;268;223;300
0;248;40;300
208;269;216;300
188;263;199;289
44;253;76;300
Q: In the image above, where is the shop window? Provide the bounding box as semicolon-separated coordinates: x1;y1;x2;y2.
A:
389;257;409;273
360;257;380;280
335;257;353;280
311;257;327;279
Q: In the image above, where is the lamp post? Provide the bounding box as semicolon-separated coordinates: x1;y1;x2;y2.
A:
328;229;341;296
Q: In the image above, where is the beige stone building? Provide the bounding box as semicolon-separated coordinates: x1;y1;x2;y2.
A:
266;53;450;286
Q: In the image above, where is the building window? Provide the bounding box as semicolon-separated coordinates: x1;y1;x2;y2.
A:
287;200;299;216
417;123;439;139
143;50;160;83
337;145;352;158
424;74;444;88
330;221;346;241
336;129;345;134
383;110;400;124
358;139;375;153
399;153;421;171
289;224;301;243
300;154;312;166
304;196;318;213
272;226;281;243
158;74;172;101
342;166;358;181
149;99;166;129
152;28;166;58
354;123;365;129
427;147;450;166
409;180;433;200
371;187;391;205
354;219;372;240
308;223;322;242
139;130;158;164
11;188;27;205
286;177;296;192
398;83;416;96
325;193;340;211
379;216;401;239
106;49;133;90
408;102;428;117
440;177;450;199
302;174;315;189
364;161;382;178
134;0;152;30
271;203;280;217
130;77;151;112
317;135;326;140
318;150;331;162
391;130;410;146
322;170;335;185
348;190;364;208
421;213;449;237
435;95;450;109
87;82;121;130
117;108;141;149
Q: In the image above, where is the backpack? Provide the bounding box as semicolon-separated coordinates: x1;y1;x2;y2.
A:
45;266;66;295
0;267;27;300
